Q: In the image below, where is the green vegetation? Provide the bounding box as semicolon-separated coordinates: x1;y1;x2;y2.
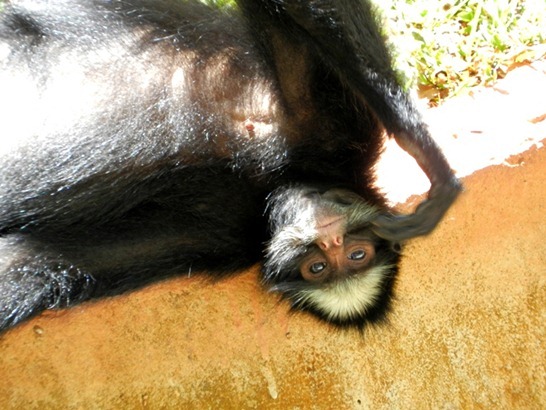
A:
199;0;235;8
380;0;546;103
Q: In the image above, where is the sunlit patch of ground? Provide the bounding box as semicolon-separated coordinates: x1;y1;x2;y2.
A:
376;60;546;204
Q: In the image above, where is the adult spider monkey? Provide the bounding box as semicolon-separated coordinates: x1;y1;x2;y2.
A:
0;0;461;331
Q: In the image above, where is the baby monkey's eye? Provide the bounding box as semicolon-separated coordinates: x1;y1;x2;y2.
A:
309;261;327;274
348;249;366;260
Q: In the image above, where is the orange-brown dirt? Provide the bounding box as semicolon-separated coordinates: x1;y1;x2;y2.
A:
0;65;545;408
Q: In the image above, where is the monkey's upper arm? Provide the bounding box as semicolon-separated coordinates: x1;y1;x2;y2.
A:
244;0;462;242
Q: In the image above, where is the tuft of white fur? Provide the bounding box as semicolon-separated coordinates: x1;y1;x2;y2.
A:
293;264;394;321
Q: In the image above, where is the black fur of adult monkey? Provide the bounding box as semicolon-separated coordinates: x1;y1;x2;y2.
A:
0;0;461;332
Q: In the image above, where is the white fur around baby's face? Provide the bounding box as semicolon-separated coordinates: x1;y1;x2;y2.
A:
290;264;394;321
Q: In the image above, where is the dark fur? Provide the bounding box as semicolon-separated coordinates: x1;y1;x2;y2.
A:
0;0;460;331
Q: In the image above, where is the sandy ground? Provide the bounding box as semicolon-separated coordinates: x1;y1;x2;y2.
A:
0;62;545;408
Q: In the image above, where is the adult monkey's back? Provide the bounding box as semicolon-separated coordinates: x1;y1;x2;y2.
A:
0;0;461;331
